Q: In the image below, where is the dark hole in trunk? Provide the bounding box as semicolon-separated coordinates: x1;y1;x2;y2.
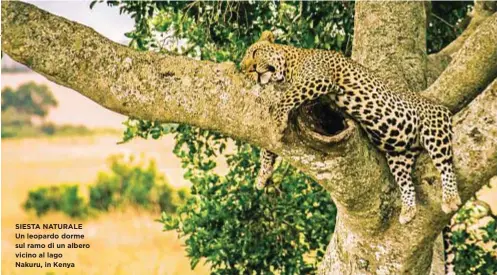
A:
301;99;347;136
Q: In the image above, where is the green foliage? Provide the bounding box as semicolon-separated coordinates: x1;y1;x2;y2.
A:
90;154;164;211
1;122;119;139
51;124;120;137
101;1;355;59
1;82;57;138
40;122;56;135
23;155;187;218
23;185;88;218
449;202;497;275
106;1;354;271
158;130;336;273
143;122;338;272
98;1;474;273
1;82;57;118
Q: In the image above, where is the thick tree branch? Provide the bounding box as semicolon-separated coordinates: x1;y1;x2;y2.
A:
1;1;279;149
320;2;497;274
318;69;497;275
432;1;496;61
426;1;497;85
426;1;497;83
422;12;497;113
352;2;427;92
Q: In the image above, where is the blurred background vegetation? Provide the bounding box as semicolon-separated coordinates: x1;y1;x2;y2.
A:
1;1;494;274
23;154;189;219
1;82;119;139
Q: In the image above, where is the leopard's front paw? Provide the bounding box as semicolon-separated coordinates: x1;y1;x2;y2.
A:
442;193;462;214
255;177;268;190
399;205;417;225
269;107;288;140
255;172;272;190
275;121;287;141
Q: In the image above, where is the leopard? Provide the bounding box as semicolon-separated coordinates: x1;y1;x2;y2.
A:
240;31;462;224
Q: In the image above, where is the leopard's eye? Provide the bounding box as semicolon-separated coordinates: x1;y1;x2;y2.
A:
267;65;276;72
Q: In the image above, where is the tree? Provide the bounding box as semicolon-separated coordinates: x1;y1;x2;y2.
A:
1;82;58;124
2;1;496;274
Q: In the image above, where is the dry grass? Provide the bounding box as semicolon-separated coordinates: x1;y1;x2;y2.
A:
1;135;210;275
2;211;209;275
3;136;495;275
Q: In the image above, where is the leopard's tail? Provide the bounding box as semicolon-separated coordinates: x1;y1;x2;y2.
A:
443;225;456;275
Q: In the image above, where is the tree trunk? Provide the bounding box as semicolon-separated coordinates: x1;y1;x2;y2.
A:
318;2;497;274
2;2;496;274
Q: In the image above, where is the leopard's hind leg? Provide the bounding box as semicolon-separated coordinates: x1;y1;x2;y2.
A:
421;111;461;213
386;151;419;224
256;149;277;189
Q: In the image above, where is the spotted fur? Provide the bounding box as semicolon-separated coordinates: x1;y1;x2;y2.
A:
241;31;461;224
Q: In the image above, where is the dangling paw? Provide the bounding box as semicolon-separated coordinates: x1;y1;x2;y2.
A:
269;106;288;139
255;176;269;190
399;205;417;225
256;149;277;190
255;164;272;190
442;193;462;214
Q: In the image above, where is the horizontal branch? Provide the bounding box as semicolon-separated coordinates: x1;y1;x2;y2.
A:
1;1;277;148
422;12;497;113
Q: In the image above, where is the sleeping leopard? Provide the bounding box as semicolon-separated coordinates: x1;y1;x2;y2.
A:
241;31;461;224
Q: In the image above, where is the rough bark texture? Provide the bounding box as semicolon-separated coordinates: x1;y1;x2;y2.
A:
422;12;497;112
426;1;497;85
430;1;497;61
352;2;427;92
2;2;496;274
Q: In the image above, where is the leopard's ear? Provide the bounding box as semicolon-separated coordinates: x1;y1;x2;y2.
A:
258;31;275;43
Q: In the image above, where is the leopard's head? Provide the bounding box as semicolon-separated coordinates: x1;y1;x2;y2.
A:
241;31;286;85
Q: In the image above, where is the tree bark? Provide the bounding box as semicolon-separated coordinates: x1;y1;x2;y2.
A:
426;1;497;86
2;2;496;274
422;12;497;112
